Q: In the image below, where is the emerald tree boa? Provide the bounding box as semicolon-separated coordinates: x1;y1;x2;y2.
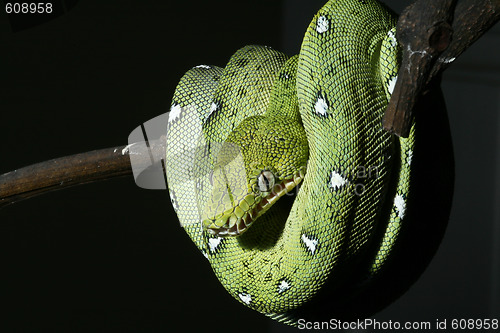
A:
165;0;453;326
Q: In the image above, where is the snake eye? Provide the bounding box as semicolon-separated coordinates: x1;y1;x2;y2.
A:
257;170;275;192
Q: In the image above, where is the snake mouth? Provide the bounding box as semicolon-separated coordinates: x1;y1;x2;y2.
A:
204;169;305;237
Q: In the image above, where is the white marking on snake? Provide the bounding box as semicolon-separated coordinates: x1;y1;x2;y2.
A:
208;102;219;117
407;149;413;166
168;104;182;123
314;96;328;116
387;29;397;47
196;181;202;191
169;190;179;211
238;293;252;305
388;75;398;95
195;65;211;69
201;250;209;260
329;171;347;190
316;16;329;33
278;280;291;293
394;194;406;219
208;237;222;252
301;234;318;254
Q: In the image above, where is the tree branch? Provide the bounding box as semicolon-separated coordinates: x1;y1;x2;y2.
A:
1;0;499;206
0;147;131;208
1;146;136;208
383;0;500;137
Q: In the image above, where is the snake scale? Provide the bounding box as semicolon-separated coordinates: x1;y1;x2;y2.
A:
165;0;453;326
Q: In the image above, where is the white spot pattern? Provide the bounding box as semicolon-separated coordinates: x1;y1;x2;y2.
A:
329;171;347;191
394;194;406;219
314;96;328;116
169;190;179;211
238;293;252;305
208;237;222;252
208;102;219;117
278;280;291;293
407;149;413;166
388;75;398;95
316;16;329;34
196;181;202;191
195;64;211;69
168;104;182;123
301;234;318;255
387;29;397;47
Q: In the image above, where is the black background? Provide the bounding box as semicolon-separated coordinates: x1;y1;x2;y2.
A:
1;1;283;331
1;1;499;332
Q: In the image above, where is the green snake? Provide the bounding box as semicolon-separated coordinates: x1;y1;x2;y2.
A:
165;0;452;326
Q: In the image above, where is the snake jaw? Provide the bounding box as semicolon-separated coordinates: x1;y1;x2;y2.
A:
204;168;305;237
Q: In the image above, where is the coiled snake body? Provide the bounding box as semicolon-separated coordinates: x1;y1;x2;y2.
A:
165;0;453;326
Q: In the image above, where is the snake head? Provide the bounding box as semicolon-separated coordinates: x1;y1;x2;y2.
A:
201;116;308;237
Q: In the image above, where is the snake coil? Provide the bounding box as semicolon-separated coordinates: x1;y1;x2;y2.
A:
165;0;453;326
